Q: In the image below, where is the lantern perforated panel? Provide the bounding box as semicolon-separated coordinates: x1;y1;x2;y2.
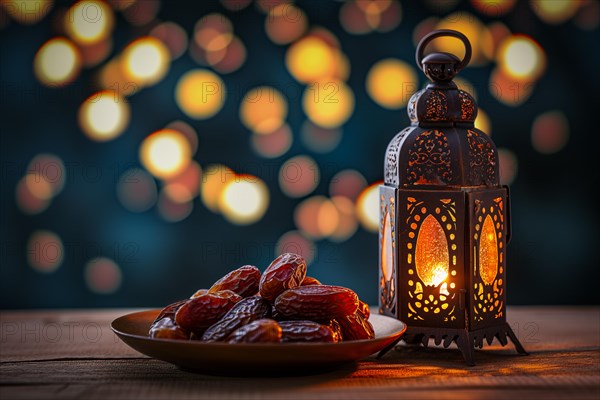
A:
397;189;465;329
379;185;398;318
468;188;508;330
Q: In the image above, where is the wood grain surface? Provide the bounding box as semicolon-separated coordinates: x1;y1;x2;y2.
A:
1;307;599;399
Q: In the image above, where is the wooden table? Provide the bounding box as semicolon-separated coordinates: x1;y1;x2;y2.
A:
1;307;598;399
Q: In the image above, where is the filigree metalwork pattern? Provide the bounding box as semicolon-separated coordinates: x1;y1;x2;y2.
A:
467;129;497;186
424;90;448;121
407;130;452;185
384;127;412;186
458;90;475;121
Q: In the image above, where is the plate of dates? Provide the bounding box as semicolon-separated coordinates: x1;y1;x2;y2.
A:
111;254;407;375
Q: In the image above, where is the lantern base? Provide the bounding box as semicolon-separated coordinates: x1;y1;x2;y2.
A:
399;323;528;366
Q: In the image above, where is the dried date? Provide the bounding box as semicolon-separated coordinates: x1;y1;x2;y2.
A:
202;296;271;342
227;319;282;343
336;311;375;341
190;289;208;299
274;285;359;320
357;300;370;319
209;265;261;298
175;290;241;335
279;320;338;343
149;317;189;340
259;253;306;302
300;276;321;286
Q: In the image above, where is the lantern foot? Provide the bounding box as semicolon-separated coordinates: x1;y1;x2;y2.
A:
400;324;528;365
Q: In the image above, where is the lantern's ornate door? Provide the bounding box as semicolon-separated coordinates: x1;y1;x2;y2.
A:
467;188;509;329
396;189;466;329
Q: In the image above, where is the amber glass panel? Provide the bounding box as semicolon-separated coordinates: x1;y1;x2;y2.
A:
479;214;498;285
415;215;449;287
381;210;393;281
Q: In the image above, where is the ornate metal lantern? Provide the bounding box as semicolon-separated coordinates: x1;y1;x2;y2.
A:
378;30;527;365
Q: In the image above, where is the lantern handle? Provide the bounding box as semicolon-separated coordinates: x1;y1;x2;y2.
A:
416;29;472;74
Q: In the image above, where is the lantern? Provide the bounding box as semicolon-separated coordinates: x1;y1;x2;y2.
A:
378;30;527;365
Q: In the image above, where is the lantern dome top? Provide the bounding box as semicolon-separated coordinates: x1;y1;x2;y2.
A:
384;30;500;188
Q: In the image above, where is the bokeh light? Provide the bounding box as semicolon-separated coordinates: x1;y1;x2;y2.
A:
139;129;191;180
24;173;52;201
27;230;63;273
240;86;288;134
294;196;330;239
194;13;233;52
330;169;367;201
157;190;193;223
356;182;381;232
367;58;418;109
575;1;600;30
219;175;270;225
84;257;122;294
286;36;336;83
121;0;160;27
116;168;157;213
78;90;130;142
498;148;518;185
330;196;359;242
531;110;569;154
251;124;293;158
175;69;226;119
340;0;402;34
165;120;199;156
201;164;235;213
33;37;80;87
470;0;516;16
339;0;371;35
16;178;50;215
64;0;113;45
530;0;580;25
2;0;53;24
163;161;202;203
475;108;491;136
276;231;316;265
303;80;355;128
150;22;188;60
279;155;319;198
433;12;493;65
301;121;342;154
27;154;65;197
122;36;170;87
256;0;293;13
79;38;112;67
497;35;546;81
209;36;246;74
221;0;252;11
489;67;534;107
265;3;307;45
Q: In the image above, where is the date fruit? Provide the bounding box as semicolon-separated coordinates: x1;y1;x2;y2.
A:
300;276;321;286
259;253;306;302
336;311;375;341
279;320;338;343
149;318;189;340
274;285;359;320
202;296;271;342
227;319;282;343
209;265;261;298
190;289;208;299
175;290;241;335
152;299;188;324
357;300;370;319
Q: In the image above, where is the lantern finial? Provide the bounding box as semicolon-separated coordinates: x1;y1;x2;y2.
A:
416;29;472;83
